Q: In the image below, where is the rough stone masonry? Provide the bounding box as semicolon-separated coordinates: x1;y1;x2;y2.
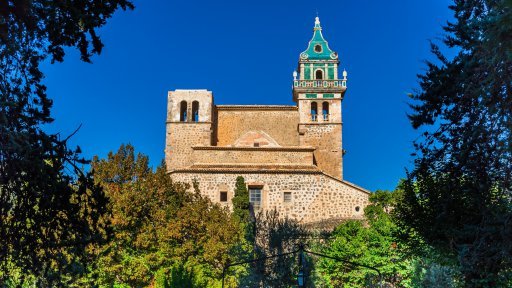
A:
165;17;369;225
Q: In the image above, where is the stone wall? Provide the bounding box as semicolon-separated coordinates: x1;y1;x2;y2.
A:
297;96;342;124
192;146;314;166
165;123;212;170
215;106;300;147
166;90;214;170
164;90;363;224
167;90;212;123
299;124;343;179
296;95;344;180
170;171;368;224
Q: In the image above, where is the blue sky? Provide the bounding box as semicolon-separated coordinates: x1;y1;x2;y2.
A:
42;0;453;192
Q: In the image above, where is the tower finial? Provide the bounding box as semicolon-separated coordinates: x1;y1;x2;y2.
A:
314;16;321;30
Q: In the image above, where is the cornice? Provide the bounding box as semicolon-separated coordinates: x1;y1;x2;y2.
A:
340;179;371;195
298;122;342;126
170;169;322;174
194;163;317;169
169;165;321;174
321;172;371;195
215;105;298;111
166;121;212;124
192;146;315;152
298;59;339;64
292;87;346;93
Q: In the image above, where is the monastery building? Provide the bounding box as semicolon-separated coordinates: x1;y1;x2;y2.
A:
165;17;370;225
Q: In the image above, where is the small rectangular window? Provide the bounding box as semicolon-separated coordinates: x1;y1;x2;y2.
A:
283;192;292;203
249;187;262;210
220;191;228;202
253;142;260;147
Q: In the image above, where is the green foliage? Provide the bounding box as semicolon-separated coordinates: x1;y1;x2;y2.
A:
91;144;248;287
317;189;413;287
365;189;395;220
410;260;460;288
153;264;196;288
244;210;306;287
0;0;133;285
395;1;512;286
230;176;256;255
232;176;251;224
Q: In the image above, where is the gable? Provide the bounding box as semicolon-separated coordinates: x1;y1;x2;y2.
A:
233;130;280;147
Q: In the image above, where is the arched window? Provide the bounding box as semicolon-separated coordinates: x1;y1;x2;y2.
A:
311;102;318;121
192;101;199;122
180;100;187;122
315;69;323;80
322;102;329;121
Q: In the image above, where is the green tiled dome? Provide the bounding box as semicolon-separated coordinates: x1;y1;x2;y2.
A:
300;17;338;61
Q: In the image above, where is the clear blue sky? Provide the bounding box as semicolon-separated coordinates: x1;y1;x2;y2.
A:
42;0;453;192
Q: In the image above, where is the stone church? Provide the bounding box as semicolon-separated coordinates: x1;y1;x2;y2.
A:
165;17;369;225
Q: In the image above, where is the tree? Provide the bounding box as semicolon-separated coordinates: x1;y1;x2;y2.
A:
232;176;251;224
231;176;256;248
0;0;133;284
394;1;512;286
317;189;414;288
248;210;306;287
410;260;460;288
91;144;247;287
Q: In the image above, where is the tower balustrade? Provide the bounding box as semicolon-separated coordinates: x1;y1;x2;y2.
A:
294;79;347;88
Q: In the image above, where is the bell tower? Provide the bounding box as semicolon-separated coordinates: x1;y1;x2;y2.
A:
165;89;213;171
293;17;348;180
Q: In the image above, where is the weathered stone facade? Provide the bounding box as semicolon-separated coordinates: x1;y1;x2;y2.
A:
171;172;368;223
165;17;369;224
215;106;299;147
